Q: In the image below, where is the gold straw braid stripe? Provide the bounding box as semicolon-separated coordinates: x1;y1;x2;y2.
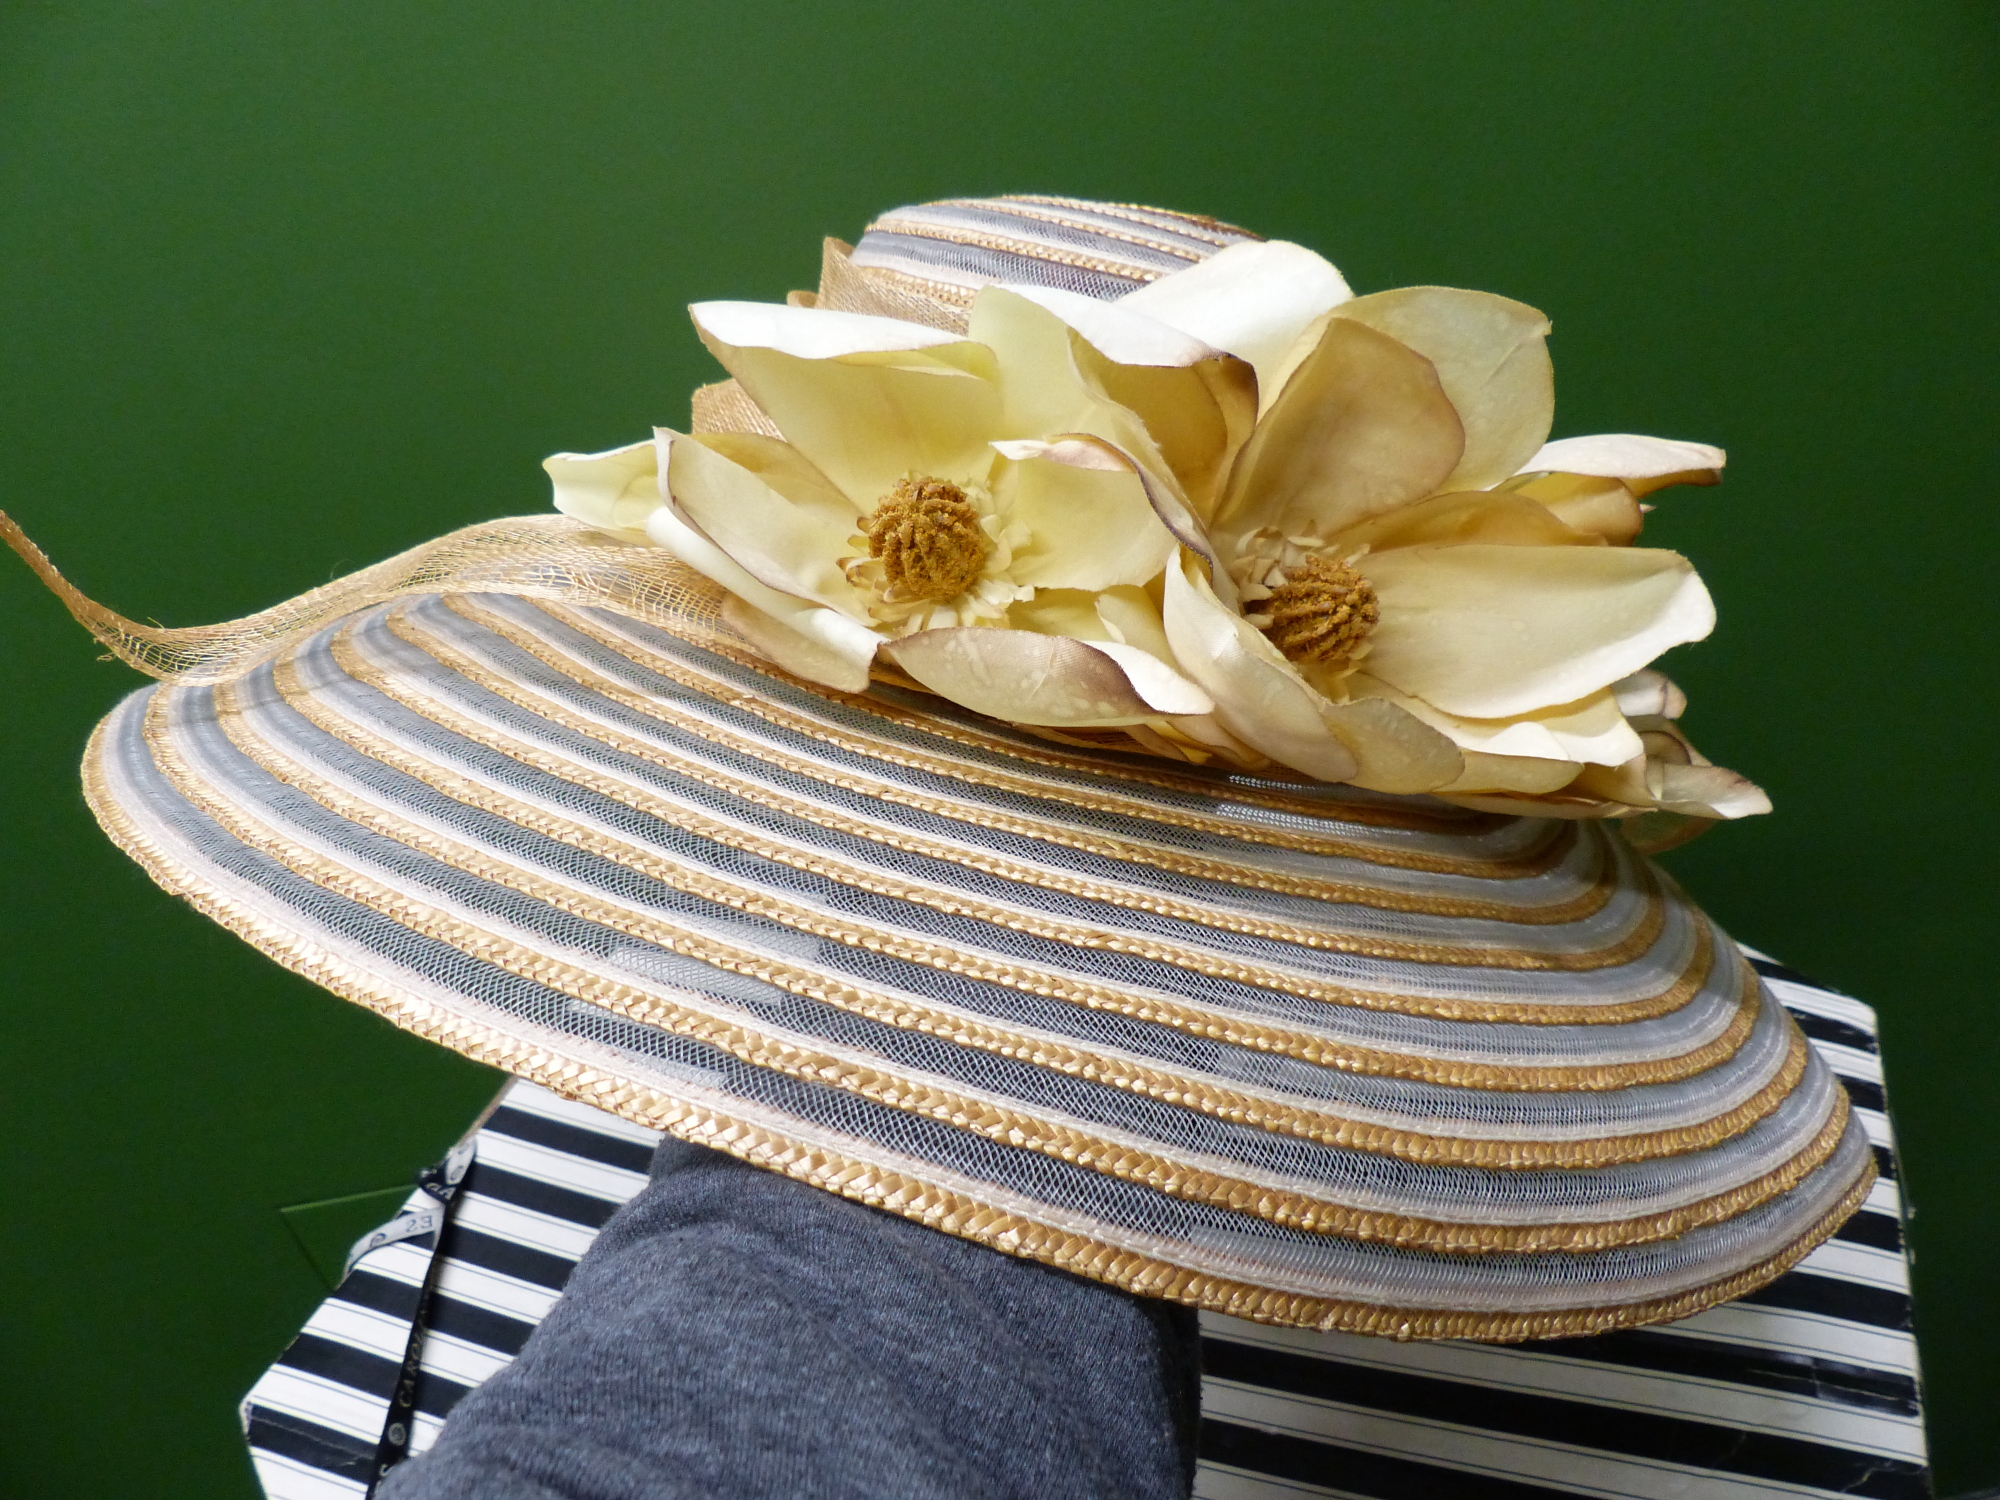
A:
447;597;1612;925
920;200;1216;261
541;600;1530;849
78;711;1879;1339
847;262;979;315
993;196;1261;246
214;677;1750;1094
375;610;1668;976
299;625;1699;1021
144;688;1801;1168
270;649;1717;1037
864;217;1169;281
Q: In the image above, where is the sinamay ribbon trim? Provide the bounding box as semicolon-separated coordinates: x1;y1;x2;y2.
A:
0;510;732;686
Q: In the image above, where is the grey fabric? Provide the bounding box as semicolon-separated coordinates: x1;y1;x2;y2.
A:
378;1138;1203;1500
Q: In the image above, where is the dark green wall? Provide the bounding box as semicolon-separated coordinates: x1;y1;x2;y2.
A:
2;3;1994;1493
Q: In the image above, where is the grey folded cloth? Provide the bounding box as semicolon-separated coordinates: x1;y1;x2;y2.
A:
379;1136;1202;1500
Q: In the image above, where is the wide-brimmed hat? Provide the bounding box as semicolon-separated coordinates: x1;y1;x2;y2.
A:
7;195;1870;1340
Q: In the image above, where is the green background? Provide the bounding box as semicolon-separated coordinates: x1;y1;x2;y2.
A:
2;2;1994;1493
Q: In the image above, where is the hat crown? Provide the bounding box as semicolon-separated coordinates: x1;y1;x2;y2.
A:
850;193;1261;301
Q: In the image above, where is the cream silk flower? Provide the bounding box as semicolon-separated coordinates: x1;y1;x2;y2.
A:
1115;241;1767;819
545;286;1235;729
545;238;1765;824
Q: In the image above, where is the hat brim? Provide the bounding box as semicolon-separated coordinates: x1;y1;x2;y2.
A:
82;585;1872;1339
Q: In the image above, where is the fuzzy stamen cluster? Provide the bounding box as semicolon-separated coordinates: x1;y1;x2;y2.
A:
859;478;992;602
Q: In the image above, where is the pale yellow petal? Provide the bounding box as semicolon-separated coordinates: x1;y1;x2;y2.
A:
1005;588;1108;640
1361;543;1714;718
1161;552;1359;782
666;433;864;615
1076;349;1257;521
1349;672;1642;766
996;284;1218;367
1501;472;1645;544
1093;585;1178;662
966;287;1108;439
1339;490;1595;553
1118;240;1354;407
543;439;658;540
641;476;880;679
720;595;872;693
884;627;1204;726
994;433;1231;602
1079;640;1213;715
990;451;1174;590
1212;318;1464;539
966;291;1222;579
689;431;856;517
692;305;1001;504
1436;751;1584;796
1315;697;1467;793
691;300;963;358
1331;287;1553;492
1611;669;1687;720
1519;434;1725;496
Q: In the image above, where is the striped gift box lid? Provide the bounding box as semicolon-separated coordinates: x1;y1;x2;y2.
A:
240;954;1929;1500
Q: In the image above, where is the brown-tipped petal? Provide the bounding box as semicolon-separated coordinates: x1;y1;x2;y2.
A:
1332;287;1554;492
1648;763;1773;820
1349;673;1643;768
1076;346;1258;522
884;626;1207;726
1213;318;1465;540
1570;751;1771;821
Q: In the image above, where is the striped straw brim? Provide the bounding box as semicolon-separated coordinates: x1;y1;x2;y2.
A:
85;581;1871;1340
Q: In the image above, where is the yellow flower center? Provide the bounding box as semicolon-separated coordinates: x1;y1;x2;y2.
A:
860;477;991;602
1257;554;1380;666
